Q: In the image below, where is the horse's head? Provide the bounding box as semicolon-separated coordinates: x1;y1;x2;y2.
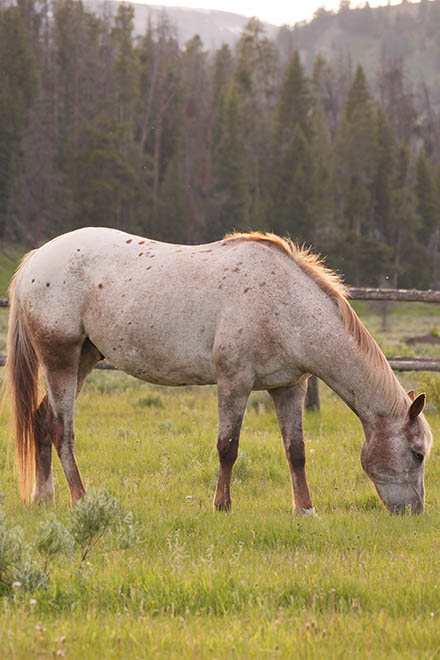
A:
360;392;432;514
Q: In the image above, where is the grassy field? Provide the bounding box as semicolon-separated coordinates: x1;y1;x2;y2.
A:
0;373;440;659
1;253;440;658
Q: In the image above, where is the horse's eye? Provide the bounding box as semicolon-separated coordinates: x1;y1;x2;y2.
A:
411;450;424;464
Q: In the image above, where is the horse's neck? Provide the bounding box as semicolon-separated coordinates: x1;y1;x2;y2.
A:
307;322;406;425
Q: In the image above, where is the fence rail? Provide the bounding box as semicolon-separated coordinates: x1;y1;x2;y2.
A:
347;287;440;303
0;287;439;375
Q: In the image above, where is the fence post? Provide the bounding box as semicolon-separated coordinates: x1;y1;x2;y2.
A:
305;375;320;411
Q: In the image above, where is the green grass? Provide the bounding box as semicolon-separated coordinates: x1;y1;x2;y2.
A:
1;372;440;659
0;249;20;297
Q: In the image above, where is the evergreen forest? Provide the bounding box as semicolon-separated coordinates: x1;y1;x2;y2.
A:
1;0;440;287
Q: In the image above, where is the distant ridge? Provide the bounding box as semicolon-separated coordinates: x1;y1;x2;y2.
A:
97;1;278;47
283;0;440;105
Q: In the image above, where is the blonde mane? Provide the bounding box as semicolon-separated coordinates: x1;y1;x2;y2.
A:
225;232;406;417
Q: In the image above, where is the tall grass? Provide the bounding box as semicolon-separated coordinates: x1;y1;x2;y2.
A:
0;370;440;658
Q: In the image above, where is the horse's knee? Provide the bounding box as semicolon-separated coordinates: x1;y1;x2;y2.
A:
287;440;306;470
217;436;239;465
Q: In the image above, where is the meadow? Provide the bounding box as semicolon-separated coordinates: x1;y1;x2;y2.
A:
0;271;440;657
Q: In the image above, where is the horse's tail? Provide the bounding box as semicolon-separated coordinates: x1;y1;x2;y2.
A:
4;251;42;502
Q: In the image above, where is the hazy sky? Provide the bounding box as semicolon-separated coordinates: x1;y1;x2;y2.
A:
128;0;417;26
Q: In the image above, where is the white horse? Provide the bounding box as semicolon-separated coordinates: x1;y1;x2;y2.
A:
5;228;432;513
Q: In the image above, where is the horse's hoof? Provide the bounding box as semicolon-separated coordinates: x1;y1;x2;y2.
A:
32;493;55;505
295;507;318;517
213;500;231;512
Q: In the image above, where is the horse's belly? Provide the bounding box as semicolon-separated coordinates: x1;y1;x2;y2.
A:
86;318;217;386
110;349;216;386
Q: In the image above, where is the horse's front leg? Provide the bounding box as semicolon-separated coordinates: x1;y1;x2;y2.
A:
213;380;251;512
269;382;315;515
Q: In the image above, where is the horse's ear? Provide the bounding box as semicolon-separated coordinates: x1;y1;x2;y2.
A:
408;393;426;420
407;389;415;401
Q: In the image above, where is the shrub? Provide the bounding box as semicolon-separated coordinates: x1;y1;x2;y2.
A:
68;490;120;562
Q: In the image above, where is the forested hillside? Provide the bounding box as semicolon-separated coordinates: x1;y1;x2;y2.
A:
1;0;440;287
283;0;440;108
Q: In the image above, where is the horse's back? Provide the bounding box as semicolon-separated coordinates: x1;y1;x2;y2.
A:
14;228;328;388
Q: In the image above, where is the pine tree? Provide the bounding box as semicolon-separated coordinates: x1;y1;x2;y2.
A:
211;44;234;151
233;18;278;224
268;51;316;243
416;148;437;241
210;83;250;237
275;50;312;148
112;4;137;124
390;142;423;287
336;65;381;284
312;55;340;136
5;100;70;246
181;35;212;241
374;107;395;244
0;5;39;237
269;126;316;242
310;104;337;252
156;151;186;243
415;148;439;285
73;113;150;232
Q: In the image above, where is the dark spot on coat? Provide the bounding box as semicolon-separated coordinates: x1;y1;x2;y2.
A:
238;328;243;334
146;266;152;270
218;284;223;289
244;287;250;293
138;252;143;257
31;279;35;283
149;254;155;258
233;267;240;272
98;283;103;289
200;249;213;254
175;249;183;253
138;241;145;245
126;239;132;244
77;248;81;252
46;282;50;287
259;281;266;287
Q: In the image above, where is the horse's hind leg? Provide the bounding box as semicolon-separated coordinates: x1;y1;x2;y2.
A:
52;340;102;503
32;394;55;503
43;362;84;504
269;381;315;515
33;340;101;504
213;379;251;512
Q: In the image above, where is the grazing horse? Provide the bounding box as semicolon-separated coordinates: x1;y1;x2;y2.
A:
5;228;432;513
